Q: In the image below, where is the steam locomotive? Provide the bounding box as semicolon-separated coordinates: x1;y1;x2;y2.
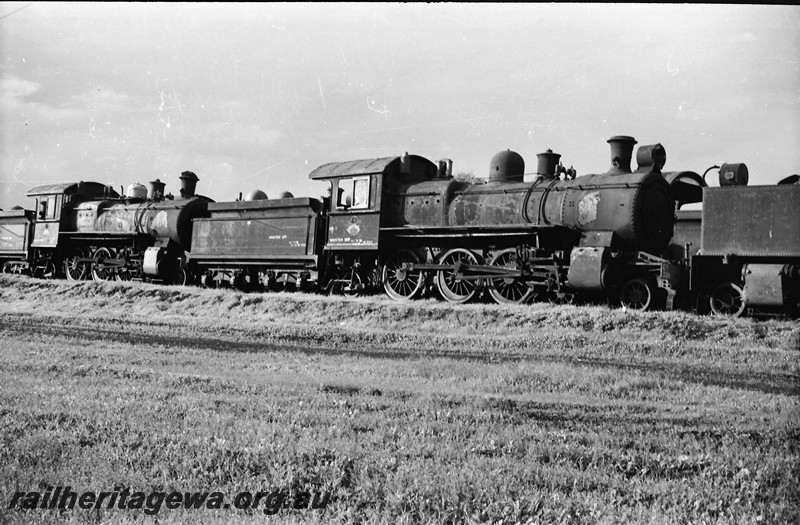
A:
1;173;210;284
308;136;680;308
1;135;797;317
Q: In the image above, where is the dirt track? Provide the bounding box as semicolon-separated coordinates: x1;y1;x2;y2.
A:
2;309;797;398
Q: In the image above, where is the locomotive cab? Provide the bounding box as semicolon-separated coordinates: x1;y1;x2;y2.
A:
308;154;438;295
26;182;118;250
309;154;438;251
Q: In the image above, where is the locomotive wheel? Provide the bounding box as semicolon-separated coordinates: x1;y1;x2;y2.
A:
43;261;57;279
544;273;575;305
382;249;424;300
487;248;533;305
114;251;134;281
171;267;189;286
709;282;746;317
91;247;115;281
329;268;364;297
342;269;364;297
436;248;484;304
549;290;576;306
63;249;88;281
619;277;655;312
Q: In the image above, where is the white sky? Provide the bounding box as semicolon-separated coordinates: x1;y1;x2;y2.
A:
1;2;798;208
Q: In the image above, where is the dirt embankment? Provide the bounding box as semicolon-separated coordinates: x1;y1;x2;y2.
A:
2;274;798;348
1;274;799;397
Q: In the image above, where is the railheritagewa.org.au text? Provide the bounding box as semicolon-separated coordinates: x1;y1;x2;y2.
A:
7;486;331;515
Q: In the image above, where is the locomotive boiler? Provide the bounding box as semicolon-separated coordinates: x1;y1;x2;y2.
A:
386;136;673;255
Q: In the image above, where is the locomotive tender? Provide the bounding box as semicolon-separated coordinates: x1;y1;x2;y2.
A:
4;135;798;317
659;164;800;316
691;172;800;316
0;208;34;274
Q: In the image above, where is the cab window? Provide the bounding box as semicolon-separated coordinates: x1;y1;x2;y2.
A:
38;196;58;220
337;176;370;210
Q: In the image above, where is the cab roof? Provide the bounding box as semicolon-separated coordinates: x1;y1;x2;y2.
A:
309;154;437;181
27;181;119;198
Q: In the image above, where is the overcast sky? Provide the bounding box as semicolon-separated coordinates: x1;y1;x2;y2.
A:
1;2;798;209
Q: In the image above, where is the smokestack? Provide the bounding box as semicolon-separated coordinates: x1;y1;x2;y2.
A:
536;149;561;180
179;171;199;198
149;179;166;201
607;136;637;174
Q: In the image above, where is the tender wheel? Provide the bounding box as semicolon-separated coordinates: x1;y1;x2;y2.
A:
265;273;280;292
709;282;746;317
382;249;424;300
203;271;217;289
436;248;484;304
297;277;315;294
269;272;295;292
91;247;115;281
232;271;258;292
619;277;655;312
487;248;533;305
63;249;88;281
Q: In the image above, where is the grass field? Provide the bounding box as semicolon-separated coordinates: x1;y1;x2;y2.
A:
1;274;798;524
